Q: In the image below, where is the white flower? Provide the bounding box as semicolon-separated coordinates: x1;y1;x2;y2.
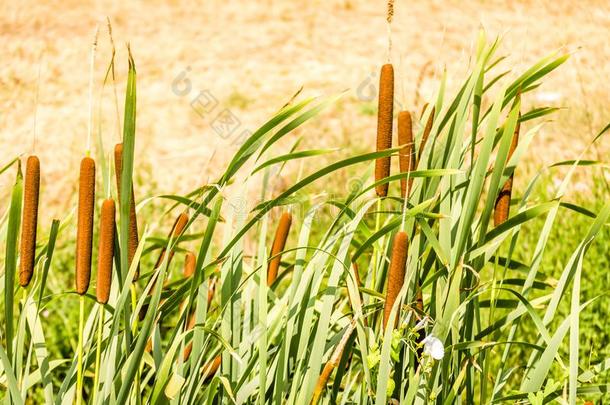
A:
422;335;444;360
413;316;429;331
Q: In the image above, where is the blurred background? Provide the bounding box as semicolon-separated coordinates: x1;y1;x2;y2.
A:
1;0;609;220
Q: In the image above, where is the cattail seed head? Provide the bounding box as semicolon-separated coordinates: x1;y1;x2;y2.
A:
494;119;521;226
114;143;140;280
96;199;115;304
398;111;416;198
267;212;292;285
183;251;196;278
154;212;189;269
202;355;222;380
375;63;394;197
76;157;96;295
418;106;435;164
383;231;408;330
19;155;40;287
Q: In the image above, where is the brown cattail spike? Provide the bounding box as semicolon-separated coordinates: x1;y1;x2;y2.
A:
375;64;394;197
398;111;416;198
183;276;217;360
114;143;140;280
183;251;196;278
76;157;96;295
154;212;190;269
267;212;292;285
383;231;408;330
202;355;222;380
19;155;40;287
96;199;115;304
418;106;435;164
311;320;357;405
494;118;521;226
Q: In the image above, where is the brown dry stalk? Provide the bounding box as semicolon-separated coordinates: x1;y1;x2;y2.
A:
398;111;416;198
383;231;409;330
154;212;190;269
375;64;394;197
311;320;357;405
114;143;140;279
418;106;435;164
267;212;292;285
96;199;115;304
494;119;520;226
19;155;40;287
76;157;96;295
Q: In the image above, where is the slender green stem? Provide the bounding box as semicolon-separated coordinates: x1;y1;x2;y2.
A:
76;295;85;405
130;284;141;404
91;304;105;405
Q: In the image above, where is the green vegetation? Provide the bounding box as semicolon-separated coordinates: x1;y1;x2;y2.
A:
1;32;609;404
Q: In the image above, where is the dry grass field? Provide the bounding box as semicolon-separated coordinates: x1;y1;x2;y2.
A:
2;0;609;218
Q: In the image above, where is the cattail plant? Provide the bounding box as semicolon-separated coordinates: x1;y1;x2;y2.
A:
374;64;394;197
76;157;96;295
114;143;140;279
397;111;416;198
19;155;40;287
75;155;95;405
418;105;435;164
183;276;217;360
154;211;190;269
141;211;190;321
96;199;115;304
267;211;292;285
311;320;357;405
494;118;520;226
92;198;115;404
183;251;196;278
383;231;408;329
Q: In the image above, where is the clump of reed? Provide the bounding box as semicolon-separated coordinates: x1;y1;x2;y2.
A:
267;211;292;285
494;118;520;226
19;155;40;287
383;231;408;329
374;64;394;197
114;143;140;279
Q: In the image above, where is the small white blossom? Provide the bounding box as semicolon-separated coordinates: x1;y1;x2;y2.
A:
413;316;429;331
422;335;444;360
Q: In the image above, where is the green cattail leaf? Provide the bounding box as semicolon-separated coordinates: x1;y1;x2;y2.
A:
4;165;23;362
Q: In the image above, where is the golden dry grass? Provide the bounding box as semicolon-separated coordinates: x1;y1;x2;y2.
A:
1;0;609;217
